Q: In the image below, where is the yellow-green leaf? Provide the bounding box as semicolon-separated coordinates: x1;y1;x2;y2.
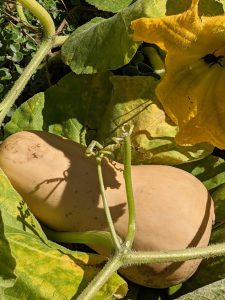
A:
98;76;213;165
0;169;127;299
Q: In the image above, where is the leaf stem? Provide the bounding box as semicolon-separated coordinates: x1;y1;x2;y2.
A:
53;35;69;48
43;226;116;251
123;242;225;265
96;158;122;251
77;254;123;300
123;134;136;248
16;2;28;23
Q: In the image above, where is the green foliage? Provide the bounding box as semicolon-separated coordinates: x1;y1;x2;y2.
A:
174;279;225;300
0;0;67;102
0;168;127;299
3;0;225;298
0;21;37;100
97;76;213;164
4;72;113;144
0;212;16;297
178;155;225;192
4;72;213;165
61;0;167;74
169;156;225;297
85;0;135;13
3;92;44;135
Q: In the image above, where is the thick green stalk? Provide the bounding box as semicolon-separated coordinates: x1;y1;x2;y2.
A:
77;254;123;300
0;39;53;124
43;227;115;251
17;0;55;37
123;134;136;248
0;0;55;124
96;159;121;251
123;242;225;265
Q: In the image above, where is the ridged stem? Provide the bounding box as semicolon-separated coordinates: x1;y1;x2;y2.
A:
0;0;56;124
77;254;123;300
123;134;136;248
123;242;225;265
96;158;122;251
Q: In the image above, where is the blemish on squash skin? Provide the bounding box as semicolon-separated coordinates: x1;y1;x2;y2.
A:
2;139;45;163
32;153;38;158
65;212;73;217
3;141;18;154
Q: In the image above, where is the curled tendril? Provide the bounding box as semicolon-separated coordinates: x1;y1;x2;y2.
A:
86;124;134;159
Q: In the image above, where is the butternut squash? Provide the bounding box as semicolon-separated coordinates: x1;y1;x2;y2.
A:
0;131;215;288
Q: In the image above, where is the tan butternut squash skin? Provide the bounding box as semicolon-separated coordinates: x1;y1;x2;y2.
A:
0;131;215;288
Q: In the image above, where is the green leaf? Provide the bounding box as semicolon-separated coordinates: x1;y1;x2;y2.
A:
0;169;127;299
85;0;134;13
171;155;225;298
43;72;112;145
4;93;44;137
175;279;225;300
212;184;225;224
97;76;213;165
0;68;12;81
61;0;167;74
4;74;213;165
9;44;20;53
178;155;225;192
4;72;113;146
3;59;216;167
0;211;16;297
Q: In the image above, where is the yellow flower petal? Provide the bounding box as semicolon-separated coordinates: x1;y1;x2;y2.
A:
131;0;202;51
131;0;225;148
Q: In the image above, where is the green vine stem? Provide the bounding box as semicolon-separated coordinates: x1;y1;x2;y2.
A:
43;227;117;252
0;0;56;124
53;35;69;48
96;158;122;251
123;133;136;248
16;2;28;23
123;242;225;265
77;254;123;300
17;0;55;37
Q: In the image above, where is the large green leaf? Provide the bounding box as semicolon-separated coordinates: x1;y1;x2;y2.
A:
4;92;44;136
175;279;225;300
61;0;225;74
171;156;225;298
85;0;134;13
0;169;127;299
61;0;167;74
178;155;225;192
4;73;213;165
98;76;213;165
0;211;16;298
43;72;113;145
4;72;113;145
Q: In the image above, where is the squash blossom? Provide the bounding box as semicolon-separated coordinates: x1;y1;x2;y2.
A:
131;0;225;149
